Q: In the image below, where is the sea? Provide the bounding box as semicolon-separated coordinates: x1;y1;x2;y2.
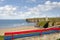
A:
0;19;35;29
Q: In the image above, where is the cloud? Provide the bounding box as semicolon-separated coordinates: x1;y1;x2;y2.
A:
21;1;60;18
45;1;51;4
0;5;17;17
0;5;16;11
28;1;60;12
0;1;60;19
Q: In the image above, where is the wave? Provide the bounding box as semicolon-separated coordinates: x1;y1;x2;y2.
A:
0;23;35;28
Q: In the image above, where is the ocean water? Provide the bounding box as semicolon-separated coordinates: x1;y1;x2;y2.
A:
0;19;35;28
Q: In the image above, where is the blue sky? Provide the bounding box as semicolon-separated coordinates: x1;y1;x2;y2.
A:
0;0;60;19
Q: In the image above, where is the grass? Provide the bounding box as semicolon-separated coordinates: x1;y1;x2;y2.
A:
37;21;48;27
57;38;60;40
0;36;4;40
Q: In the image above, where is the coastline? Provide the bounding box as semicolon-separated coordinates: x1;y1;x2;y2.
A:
0;26;40;36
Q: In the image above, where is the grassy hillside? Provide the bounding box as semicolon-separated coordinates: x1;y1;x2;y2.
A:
37;21;48;27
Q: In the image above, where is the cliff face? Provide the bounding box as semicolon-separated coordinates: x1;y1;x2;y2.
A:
26;18;45;23
26;17;60;27
26;17;60;23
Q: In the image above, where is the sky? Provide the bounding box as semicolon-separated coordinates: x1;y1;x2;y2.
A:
0;0;60;19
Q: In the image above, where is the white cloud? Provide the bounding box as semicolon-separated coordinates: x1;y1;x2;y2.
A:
45;1;51;4
28;1;60;12
0;1;60;19
0;5;16;13
23;1;60;18
0;5;17;17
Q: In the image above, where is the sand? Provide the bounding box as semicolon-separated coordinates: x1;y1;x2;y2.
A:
0;26;40;36
0;26;60;40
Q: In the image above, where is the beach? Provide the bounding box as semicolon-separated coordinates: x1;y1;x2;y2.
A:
0;26;60;40
0;26;40;36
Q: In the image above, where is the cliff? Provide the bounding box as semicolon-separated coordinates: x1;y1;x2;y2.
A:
26;17;60;23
